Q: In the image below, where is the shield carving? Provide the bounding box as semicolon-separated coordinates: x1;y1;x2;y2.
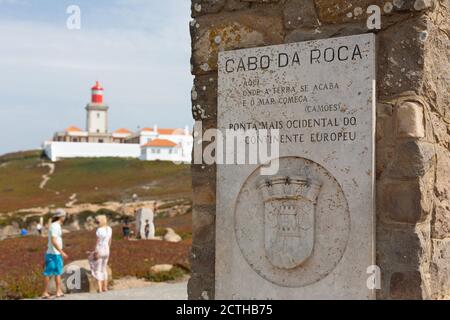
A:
258;175;321;269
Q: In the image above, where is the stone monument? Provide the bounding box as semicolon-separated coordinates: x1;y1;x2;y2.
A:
189;0;450;300
135;207;155;239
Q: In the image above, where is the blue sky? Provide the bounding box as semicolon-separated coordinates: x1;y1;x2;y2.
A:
0;0;193;155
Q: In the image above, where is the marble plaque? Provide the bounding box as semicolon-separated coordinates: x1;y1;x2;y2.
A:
216;34;376;299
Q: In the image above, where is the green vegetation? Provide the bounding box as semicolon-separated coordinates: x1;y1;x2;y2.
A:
144;266;187;283
0;150;44;163
0;267;43;300
0;153;192;213
0;212;52;229
158;199;192;210
67;209;129;227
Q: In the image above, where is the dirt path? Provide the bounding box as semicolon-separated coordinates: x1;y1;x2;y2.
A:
39;163;55;189
58;280;188;300
65;193;78;207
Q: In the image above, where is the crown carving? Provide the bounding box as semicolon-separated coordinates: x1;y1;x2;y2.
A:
257;175;321;204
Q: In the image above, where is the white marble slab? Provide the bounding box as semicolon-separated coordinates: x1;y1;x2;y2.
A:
216;34;376;299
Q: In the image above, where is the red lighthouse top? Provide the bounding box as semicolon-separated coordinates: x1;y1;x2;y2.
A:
91;81;104;103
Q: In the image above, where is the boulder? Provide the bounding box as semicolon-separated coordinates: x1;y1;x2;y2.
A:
0;225;19;240
48;259;112;294
68;220;81;232
163;228;182;243
84;217;96;231
150;264;173;273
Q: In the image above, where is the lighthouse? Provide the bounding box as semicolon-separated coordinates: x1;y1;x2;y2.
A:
86;81;109;135
91;81;104;103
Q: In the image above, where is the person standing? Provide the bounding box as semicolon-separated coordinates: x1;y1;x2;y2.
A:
144;220;150;239
36;222;43;236
89;215;112;293
42;209;68;299
122;218;130;240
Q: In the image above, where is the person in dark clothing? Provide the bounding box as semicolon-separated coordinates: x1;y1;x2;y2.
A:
122;219;130;240
144;220;150;240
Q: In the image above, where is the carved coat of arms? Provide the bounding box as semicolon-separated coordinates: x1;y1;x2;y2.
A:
258;175;322;269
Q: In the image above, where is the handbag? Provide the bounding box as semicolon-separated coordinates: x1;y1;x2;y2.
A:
88;251;99;261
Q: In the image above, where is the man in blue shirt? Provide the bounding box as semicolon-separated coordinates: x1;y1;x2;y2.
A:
41;209;69;299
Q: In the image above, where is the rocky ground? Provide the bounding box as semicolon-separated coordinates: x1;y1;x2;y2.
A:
0;198;192;240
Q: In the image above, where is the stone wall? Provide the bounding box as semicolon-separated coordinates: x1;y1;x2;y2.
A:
189;0;450;299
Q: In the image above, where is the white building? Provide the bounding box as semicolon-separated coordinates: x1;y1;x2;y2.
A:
43;82;192;163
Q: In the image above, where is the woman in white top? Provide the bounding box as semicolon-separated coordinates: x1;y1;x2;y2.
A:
89;215;112;293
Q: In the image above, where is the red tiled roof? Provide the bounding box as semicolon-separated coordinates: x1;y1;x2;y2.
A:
158;128;178;135
65;126;82;132
114;128;132;134
143;139;178;148
141;128;184;135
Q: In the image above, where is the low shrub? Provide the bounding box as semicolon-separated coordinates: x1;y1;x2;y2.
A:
144;266;187;283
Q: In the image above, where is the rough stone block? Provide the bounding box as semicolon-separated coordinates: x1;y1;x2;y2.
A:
430;239;450;298
390;271;423;299
193;186;216;206
314;0;396;24
192;75;218;121
190;244;216;274
376;103;395;146
192;204;216;245
377;15;428;97
435;146;450;199
285;22;369;43
377;102;394;117
242;0;279;2
188;273;215;300
396;101;425;138
377;224;422;267
192;118;219;163
376;146;395;178
191;0;226;18
283;0;320;29
421;9;450;119
385;140;435;179
191;10;284;75
431;202;450;239
378;180;422;223
412;0;436;11
386;0;437;11
226;0;251;11
313;0;436;25
192;164;216;205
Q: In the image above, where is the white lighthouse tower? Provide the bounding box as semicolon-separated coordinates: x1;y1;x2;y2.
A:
86;81;109;135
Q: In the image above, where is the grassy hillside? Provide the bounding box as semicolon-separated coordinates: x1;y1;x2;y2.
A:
0;151;192;213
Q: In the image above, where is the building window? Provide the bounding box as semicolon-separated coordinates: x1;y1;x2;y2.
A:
97;113;100;118
99;139;104;143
